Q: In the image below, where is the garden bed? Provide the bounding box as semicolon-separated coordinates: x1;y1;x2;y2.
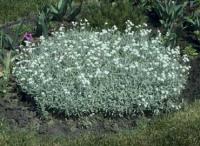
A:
0;44;199;138
1;0;200;145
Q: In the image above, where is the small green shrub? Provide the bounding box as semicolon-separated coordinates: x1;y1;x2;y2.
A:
13;22;190;117
80;0;147;31
183;45;198;58
0;49;12;97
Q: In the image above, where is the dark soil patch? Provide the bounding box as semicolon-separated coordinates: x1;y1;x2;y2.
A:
181;55;200;102
0;91;137;137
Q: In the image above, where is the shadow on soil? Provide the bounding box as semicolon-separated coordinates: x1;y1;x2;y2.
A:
181;55;200;102
0;88;137;137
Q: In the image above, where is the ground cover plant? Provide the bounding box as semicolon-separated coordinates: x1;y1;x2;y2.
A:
13;21;190;117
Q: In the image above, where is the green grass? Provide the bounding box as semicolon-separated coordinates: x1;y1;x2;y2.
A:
0;0;57;24
1;101;200;146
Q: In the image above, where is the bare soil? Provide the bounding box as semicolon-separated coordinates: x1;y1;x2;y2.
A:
0;90;137;137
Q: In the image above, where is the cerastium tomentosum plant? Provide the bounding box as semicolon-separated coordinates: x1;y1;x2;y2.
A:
13;20;190;117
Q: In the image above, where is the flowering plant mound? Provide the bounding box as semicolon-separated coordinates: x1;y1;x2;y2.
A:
13;21;190;117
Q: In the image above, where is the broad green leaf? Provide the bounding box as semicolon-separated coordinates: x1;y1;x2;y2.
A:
66;0;83;22
58;0;70;16
50;5;59;15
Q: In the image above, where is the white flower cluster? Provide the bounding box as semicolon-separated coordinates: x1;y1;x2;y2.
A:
13;21;190;117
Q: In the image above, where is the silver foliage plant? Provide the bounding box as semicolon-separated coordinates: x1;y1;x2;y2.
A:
13;20;190;117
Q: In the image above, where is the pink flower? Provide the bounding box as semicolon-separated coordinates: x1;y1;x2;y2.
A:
23;32;33;42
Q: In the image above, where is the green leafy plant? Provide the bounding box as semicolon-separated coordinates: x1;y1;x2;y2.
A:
147;0;187;47
35;7;50;38
0;31;14;50
140;0;188;31
13;22;190;117
0;22;23;97
183;45;198;58
0;49;12;97
0;35;13;97
49;0;83;21
184;13;200;32
50;0;72;21
35;0;83;37
155;0;187;32
0;21;24;49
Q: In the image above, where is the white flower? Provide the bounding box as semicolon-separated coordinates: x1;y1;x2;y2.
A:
183;55;190;63
39;36;45;40
95;68;102;77
104;70;109;75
